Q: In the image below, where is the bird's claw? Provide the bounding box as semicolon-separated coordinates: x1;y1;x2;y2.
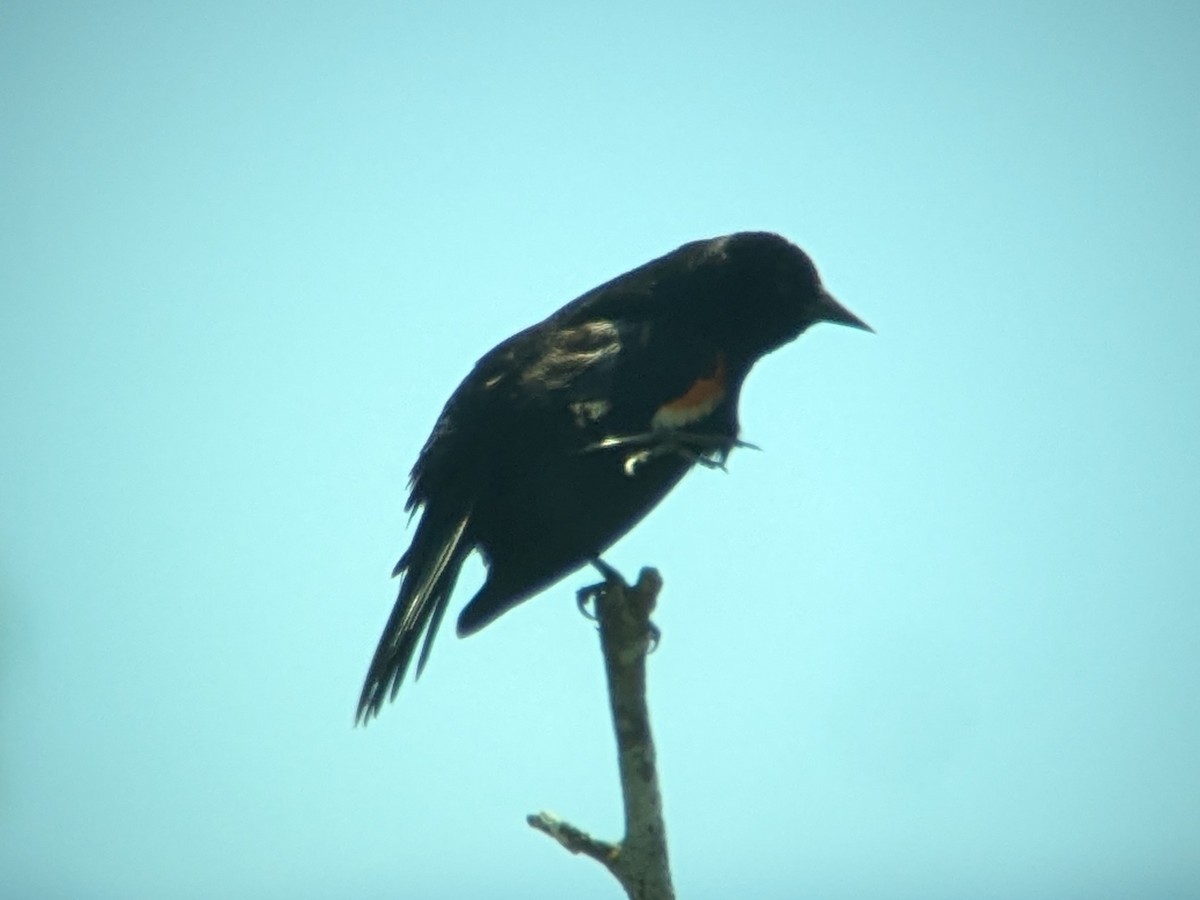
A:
647;620;661;653
577;561;662;651
586;431;759;476
576;559;624;621
575;585;600;621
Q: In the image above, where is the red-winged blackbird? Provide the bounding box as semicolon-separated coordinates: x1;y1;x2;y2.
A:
357;232;870;722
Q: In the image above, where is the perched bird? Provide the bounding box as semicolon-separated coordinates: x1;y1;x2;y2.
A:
357;232;870;722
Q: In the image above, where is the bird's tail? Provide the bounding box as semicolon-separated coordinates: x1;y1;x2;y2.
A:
356;508;472;724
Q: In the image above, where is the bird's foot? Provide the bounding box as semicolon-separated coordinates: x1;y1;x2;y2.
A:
585;431;760;476
576;558;624;621
576;560;661;652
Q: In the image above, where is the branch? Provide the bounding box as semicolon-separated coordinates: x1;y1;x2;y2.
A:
528;565;675;900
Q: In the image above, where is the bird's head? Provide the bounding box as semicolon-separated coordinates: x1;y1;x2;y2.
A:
689;232;872;360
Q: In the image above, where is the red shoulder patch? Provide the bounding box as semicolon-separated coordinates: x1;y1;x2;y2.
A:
651;353;727;429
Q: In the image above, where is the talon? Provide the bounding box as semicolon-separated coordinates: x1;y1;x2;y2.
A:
691;451;728;471
575;584;600;621
623;449;651;476
588;431;758;472
577;558;627;620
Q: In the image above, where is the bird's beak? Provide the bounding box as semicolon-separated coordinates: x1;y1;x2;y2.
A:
819;289;874;333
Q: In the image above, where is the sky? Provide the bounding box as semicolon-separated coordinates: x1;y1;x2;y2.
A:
2;2;1198;898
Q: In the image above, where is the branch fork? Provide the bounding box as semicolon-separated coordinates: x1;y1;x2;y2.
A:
528;565;675;900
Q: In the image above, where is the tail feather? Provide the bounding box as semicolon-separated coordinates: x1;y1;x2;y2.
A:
356;509;472;724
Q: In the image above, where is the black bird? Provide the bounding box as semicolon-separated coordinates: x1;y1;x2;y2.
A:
357;232;870;722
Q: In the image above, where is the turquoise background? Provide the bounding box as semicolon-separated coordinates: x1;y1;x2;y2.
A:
2;3;1197;897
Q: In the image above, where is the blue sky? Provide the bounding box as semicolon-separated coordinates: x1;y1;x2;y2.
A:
2;3;1198;898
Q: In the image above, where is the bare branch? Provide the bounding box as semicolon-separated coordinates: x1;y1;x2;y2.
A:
526;811;619;867
529;565;675;900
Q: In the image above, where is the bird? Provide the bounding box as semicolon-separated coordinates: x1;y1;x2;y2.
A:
356;231;871;722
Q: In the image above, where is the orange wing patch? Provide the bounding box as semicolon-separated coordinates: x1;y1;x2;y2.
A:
651;353;727;429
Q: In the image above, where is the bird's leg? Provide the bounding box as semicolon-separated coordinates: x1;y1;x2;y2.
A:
591;557;625;584
586;431;760;476
587;431;759;455
636;433;760;475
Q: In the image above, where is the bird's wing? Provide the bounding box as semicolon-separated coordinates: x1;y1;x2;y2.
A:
514;313;730;439
408;309;729;511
